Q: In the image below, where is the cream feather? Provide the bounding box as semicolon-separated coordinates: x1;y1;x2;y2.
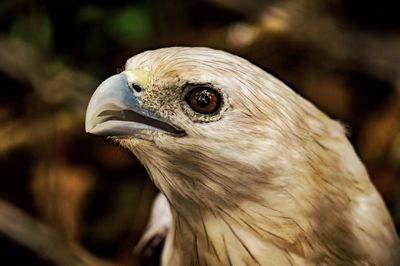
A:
88;47;399;265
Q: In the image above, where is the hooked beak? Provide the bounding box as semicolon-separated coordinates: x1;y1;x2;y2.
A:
85;71;185;137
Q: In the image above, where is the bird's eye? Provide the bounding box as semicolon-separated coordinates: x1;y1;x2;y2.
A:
185;87;221;114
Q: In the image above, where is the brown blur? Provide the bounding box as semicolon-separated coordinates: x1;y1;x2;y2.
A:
0;0;399;265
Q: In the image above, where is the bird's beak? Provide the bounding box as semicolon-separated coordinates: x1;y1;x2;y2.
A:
85;71;185;137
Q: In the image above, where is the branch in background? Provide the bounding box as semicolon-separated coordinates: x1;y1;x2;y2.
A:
0;200;118;266
0;35;97;155
0;112;79;156
206;0;267;18
0;35;96;110
32;163;93;241
206;0;400;82
0;35;116;265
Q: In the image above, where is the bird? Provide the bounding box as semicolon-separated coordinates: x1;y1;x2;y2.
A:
85;47;399;265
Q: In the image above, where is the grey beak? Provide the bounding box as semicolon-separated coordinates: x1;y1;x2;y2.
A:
85;73;184;136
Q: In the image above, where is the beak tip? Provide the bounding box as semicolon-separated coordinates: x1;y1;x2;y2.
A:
85;125;92;134
85;110;93;134
85;118;96;135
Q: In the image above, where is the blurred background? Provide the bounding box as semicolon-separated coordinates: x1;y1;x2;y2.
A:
0;0;399;265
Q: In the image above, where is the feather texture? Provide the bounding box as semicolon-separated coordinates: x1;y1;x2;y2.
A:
88;47;399;265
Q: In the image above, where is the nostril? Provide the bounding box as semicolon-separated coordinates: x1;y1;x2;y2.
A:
131;83;142;93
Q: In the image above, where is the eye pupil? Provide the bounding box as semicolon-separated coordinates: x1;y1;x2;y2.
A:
185;87;221;114
196;94;210;107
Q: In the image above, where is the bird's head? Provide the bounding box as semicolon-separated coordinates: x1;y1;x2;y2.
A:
86;47;364;214
86;47;399;266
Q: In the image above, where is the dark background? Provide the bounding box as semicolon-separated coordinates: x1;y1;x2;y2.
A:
0;0;399;265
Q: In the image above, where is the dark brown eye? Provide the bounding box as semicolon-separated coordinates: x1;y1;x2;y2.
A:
185;87;221;114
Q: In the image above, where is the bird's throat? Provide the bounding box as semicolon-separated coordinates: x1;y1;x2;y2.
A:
161;203;306;266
